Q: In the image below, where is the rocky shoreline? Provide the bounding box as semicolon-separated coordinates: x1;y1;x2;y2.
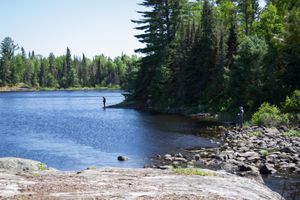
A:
149;126;300;198
151;126;300;176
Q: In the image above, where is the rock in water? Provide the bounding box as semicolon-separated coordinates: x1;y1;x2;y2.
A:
117;156;128;161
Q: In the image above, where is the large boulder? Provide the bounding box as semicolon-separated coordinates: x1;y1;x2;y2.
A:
0;167;283;199
0;157;50;173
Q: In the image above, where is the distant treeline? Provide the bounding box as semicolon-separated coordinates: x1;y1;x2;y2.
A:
0;37;139;89
131;0;300;114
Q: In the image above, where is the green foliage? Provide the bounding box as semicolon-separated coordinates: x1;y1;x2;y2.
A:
283;130;300;137
227;35;268;113
173;168;215;176
249;131;262;137
0;37;18;86
259;149;269;157
0;37;139;89
254;3;284;40
282;90;300;123
251;102;288;126
37;163;48;171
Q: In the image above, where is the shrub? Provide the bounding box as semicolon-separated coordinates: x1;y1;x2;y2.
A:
260;149;269;157
283;130;300;137
282;90;300;124
252;102;288;126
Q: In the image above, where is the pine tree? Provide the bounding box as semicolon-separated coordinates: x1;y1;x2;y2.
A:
39;59;48;87
80;54;88;86
226;20;238;69
236;0;259;35
282;2;300;93
95;57;102;85
228;36;268;112
0;37;18;86
184;0;217;105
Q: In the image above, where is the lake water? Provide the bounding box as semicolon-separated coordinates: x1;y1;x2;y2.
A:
0;90;218;170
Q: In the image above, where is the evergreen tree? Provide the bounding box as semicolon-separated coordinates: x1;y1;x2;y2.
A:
282;2;300;94
184;0;217;105
39;59;48;87
95;58;102;85
228;36;268;112
236;0;259;35
0;37;18;86
48;53;57;79
226;20;238;69
79;54;88;86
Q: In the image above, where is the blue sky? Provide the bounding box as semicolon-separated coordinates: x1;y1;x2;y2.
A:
0;0;266;59
0;0;143;58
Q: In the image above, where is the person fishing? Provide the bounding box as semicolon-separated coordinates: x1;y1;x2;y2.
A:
102;96;106;108
237;106;244;128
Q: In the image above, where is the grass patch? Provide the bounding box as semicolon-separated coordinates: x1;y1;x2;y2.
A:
283;130;300;137
249;131;262;137
37;163;48;171
173;168;215;176
259;149;269;157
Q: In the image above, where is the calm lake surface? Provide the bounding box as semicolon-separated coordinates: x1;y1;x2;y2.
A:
0;90;218;170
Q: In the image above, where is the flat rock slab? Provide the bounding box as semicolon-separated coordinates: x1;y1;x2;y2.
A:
0;168;282;200
0;157;51;173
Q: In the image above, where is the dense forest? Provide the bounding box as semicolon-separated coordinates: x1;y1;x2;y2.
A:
1;0;299;119
131;0;299;116
0;37;139;89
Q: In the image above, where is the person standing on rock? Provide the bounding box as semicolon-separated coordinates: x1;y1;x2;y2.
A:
238;106;244;128
103;96;106;109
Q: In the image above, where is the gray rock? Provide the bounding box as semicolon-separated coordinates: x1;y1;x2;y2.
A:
292;154;300;163
239;147;249;152
158;165;172;170
265;127;280;135
222;163;239;173
164;154;173;161
173;157;188;163
279;163;297;172
279;125;288;132
0;157;51;173
237;157;246;162
200;152;209;158
216;154;226;161
194;154;201;161
175;153;183;158
247;156;260;162
240;151;260;158
172;161;179;167
281;146;296;154
266;154;278;164
226;159;241;165
193;159;207;167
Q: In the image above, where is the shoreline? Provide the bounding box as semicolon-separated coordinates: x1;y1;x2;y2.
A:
0;85;122;93
149;126;300;199
151;126;300;175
